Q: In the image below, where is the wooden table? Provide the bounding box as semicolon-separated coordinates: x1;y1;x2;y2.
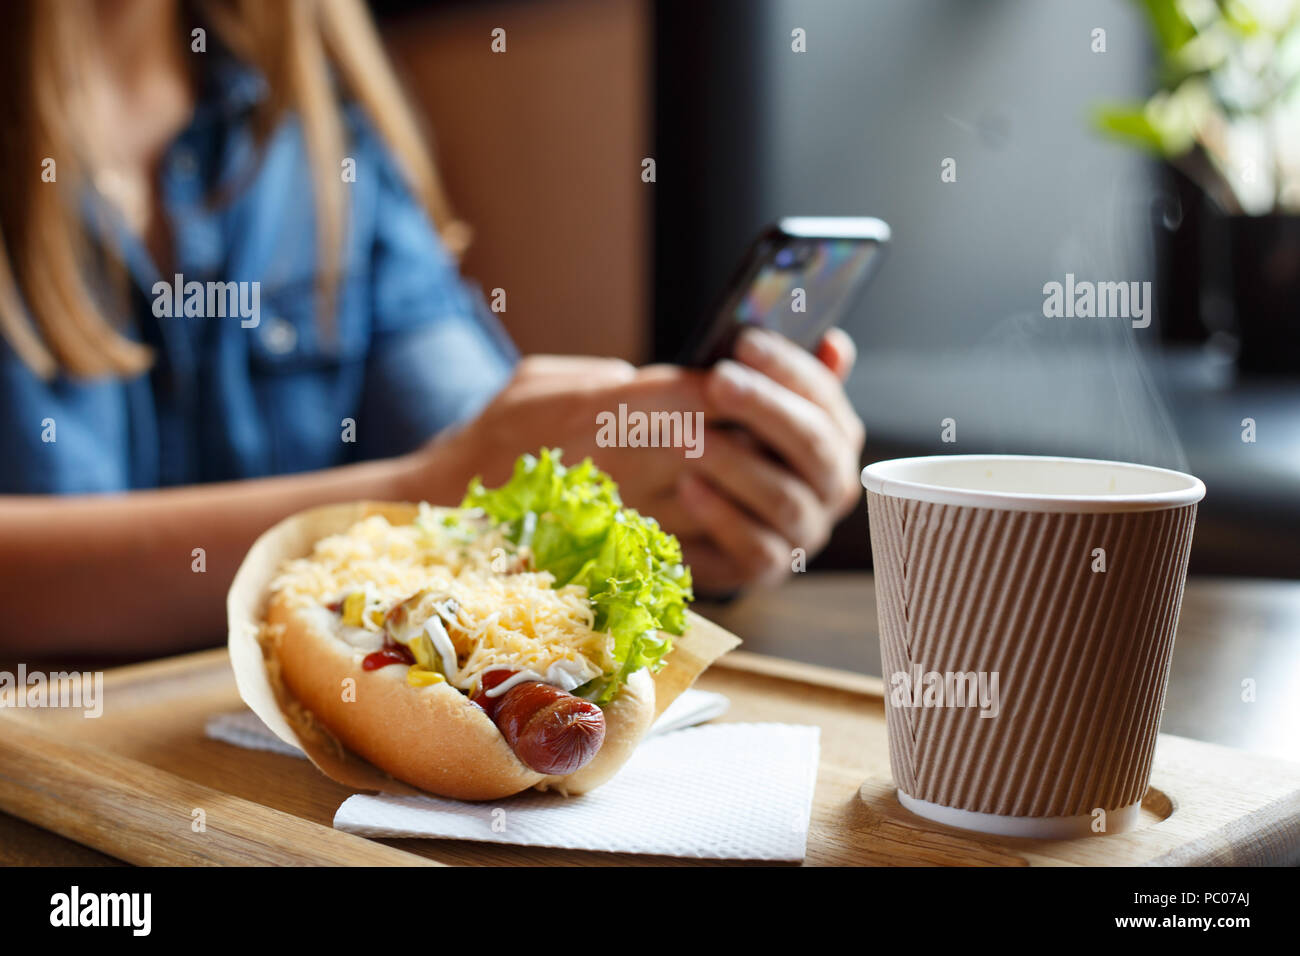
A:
2;572;1297;865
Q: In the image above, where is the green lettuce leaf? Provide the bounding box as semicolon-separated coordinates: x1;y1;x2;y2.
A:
462;449;693;701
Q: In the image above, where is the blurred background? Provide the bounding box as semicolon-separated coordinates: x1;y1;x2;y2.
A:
373;0;1300;580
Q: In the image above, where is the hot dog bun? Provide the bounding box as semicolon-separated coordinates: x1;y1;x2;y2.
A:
267;595;657;801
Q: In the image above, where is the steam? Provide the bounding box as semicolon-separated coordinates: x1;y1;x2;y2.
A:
979;175;1189;473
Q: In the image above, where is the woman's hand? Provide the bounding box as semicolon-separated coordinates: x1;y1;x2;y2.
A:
420;329;865;593
419;354;709;512
676;327;865;591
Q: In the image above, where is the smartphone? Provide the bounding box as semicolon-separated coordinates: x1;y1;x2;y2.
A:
678;216;890;367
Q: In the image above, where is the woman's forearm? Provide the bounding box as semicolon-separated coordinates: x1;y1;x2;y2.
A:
0;448;464;657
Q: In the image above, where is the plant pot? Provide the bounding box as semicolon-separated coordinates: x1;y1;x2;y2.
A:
1152;165;1206;344
1222;215;1300;375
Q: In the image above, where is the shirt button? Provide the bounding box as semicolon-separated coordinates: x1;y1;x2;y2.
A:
173;148;198;177
262;317;297;355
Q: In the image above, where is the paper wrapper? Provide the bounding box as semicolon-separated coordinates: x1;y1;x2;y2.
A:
226;501;740;796
866;491;1197;819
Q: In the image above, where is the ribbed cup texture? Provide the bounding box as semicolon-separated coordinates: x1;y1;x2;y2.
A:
867;491;1197;818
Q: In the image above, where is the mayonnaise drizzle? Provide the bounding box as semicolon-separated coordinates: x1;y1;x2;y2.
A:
423;615;460;680
483;659;591;697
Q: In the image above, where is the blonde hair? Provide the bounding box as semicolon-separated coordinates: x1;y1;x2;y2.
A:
0;0;466;380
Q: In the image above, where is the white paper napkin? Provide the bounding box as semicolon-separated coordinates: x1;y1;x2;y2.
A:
335;723;820;860
206;708;308;758
206;690;821;861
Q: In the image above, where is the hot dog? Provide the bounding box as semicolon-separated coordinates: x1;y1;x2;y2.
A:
258;450;695;801
267;585;641;800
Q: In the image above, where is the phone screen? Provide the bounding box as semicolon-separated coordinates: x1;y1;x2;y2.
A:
681;223;887;366
735;236;882;346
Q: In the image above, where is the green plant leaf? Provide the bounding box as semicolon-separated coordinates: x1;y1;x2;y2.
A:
1140;0;1197;56
1091;104;1170;153
463;449;694;702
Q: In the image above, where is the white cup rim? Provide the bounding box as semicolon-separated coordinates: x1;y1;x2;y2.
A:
860;454;1206;514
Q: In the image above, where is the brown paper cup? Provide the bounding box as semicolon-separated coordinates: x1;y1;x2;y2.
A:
862;455;1204;838
227;501;741;795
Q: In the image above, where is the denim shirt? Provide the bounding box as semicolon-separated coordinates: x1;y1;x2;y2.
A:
0;60;517;494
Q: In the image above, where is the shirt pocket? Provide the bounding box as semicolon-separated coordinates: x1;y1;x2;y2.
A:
246;274;370;372
242;275;372;474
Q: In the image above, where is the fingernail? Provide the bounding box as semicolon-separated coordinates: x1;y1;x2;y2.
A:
712;360;750;399
677;472;705;506
736;327;772;364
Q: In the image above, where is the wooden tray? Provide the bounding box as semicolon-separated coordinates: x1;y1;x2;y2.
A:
1;647;1297;866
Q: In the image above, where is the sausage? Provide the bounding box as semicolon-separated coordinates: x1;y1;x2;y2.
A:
495;683;606;775
473;670;606;775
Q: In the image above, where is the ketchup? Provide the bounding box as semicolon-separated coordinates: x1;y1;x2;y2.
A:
362;643;415;671
471;669;518;718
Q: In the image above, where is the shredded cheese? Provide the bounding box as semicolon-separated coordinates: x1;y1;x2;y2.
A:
270;507;614;693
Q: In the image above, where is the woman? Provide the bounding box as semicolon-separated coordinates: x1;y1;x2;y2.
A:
0;0;864;653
